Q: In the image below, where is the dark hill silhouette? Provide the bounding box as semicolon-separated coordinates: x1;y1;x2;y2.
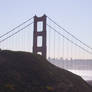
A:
87;80;92;86
0;50;92;92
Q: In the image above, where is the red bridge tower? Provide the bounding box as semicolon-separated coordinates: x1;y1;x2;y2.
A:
33;15;47;58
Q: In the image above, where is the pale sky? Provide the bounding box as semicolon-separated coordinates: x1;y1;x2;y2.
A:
0;0;92;47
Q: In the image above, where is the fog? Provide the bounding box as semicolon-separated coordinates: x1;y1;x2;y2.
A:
48;59;92;80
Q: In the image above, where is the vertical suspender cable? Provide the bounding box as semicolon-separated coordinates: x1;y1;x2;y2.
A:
63;35;64;60
49;29;50;59
71;43;73;69
62;35;64;68
58;35;60;59
54;30;55;59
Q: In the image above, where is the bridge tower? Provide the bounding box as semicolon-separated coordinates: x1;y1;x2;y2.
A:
33;15;47;58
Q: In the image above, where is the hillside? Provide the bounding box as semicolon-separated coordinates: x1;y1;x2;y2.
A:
87;80;92;86
0;50;92;92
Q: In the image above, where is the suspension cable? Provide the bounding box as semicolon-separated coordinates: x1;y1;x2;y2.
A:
54;30;55;59
0;17;33;38
49;28;51;58
47;24;92;55
47;16;92;50
0;22;33;43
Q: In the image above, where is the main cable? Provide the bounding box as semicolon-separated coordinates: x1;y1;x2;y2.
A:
47;24;92;55
47;16;92;50
0;22;33;43
0;16;33;38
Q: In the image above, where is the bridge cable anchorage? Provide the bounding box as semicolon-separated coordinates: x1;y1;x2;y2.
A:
47;16;92;50
47;24;92;55
0;22;33;43
0;17;33;39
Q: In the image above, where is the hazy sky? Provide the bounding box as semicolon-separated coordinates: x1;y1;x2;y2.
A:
0;0;92;47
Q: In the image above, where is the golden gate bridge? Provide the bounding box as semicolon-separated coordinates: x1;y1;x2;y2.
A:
0;15;92;80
